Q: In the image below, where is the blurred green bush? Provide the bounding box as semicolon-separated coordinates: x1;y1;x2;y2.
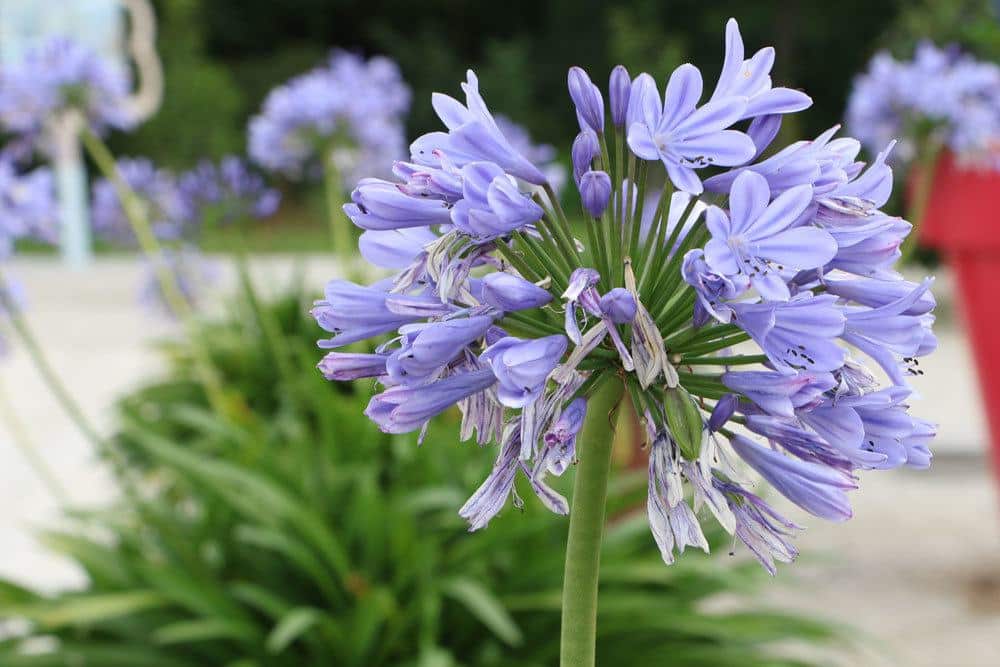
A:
0;285;838;666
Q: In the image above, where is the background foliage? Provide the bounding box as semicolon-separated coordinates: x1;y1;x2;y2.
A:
0;288;838;666
112;0;1000;168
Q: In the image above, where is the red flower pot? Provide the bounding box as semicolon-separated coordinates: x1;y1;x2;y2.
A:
917;152;1000;479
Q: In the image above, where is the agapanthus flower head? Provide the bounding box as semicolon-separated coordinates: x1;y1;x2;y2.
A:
847;41;1000;168
177;156;280;226
313;17;936;575
0;36;133;138
91;156;240;315
248;50;410;184
91;157;187;246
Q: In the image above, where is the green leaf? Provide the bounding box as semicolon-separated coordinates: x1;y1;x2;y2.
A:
266;607;321;654
440;577;523;647
154;618;258;644
7;590;168;628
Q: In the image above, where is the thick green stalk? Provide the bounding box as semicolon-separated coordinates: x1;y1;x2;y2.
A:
323;156;353;259
80;129;234;419
560;376;624;667
0;375;69;504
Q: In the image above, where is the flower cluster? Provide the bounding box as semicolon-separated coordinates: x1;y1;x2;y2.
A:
92;156;278;313
847;41;1000;168
314;18;936;574
248;50;410;184
177;156;281;227
0;36;132;140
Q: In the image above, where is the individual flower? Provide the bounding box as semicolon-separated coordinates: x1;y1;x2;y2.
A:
312;17;937;577
248;50;410;183
0;36;132;138
703;171;837;300
411;70;546;185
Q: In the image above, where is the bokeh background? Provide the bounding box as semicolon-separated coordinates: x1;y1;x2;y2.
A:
2;1;1000;666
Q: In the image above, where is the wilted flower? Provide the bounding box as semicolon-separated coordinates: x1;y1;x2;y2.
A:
312;17;936;575
248;50;410;184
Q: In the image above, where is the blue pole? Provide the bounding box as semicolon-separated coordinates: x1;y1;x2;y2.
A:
52;115;92;268
56;149;92;268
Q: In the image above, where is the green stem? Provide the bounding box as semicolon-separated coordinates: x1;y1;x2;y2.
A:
80;129;234;420
560;376;623;667
898;142;942;265
0;271;104;450
323;155;354;259
0;375;69;505
231;230;299;394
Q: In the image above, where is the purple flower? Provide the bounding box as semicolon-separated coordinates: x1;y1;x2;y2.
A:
568;67;605;134
358;228;438;269
840;279;936;386
345;178;453;231
412;71;547;185
733;294;846;374
0;162;57;252
541;397;588;475
318;352;388;381
480;335;567;408
578;170;612;218
571;130;600;185
450;162;543;239
366;368;497;434
309;18;937;575
609;66;632;128
91;157;187;245
562;268;602;344
599;288;636;324
722;370;834;418
710;19;812;119
729;434;856;521
177;157;280;226
386;316;495;385
249;50;410;183
313;279;421;349
0;36;132;137
482;272;552;312
847;41;1000;168
682;249;748;326
716;481;801;576
704;172;837;301
626;65;756;194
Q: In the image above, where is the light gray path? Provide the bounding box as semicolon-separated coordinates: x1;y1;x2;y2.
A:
1;256;997;664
